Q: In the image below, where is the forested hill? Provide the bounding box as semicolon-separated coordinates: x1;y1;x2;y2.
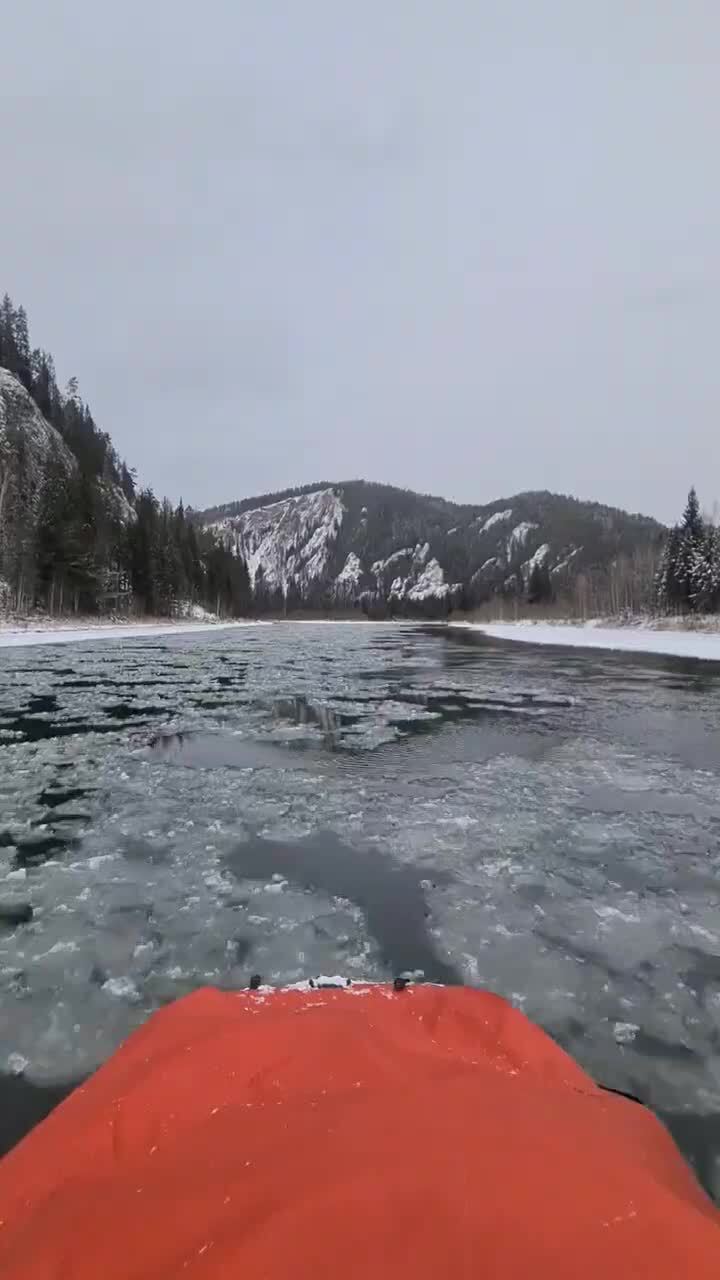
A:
0;295;251;617
1;293;664;620
202;481;665;616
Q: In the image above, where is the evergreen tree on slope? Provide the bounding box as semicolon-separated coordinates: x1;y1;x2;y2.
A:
657;487;719;614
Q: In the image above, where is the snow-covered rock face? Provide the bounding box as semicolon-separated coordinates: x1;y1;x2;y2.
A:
506;521;538;559
406;557;450;601
0;369;77;595
335;552;363;600
527;543;550;570
373;542;448;603
470;557;500;586
98;478;136;527
519;543;550;585
208;488;344;596
524;543;549;571
0;370;75;478
372;547;414;579
551;546;582;576
205;492;457;607
478;508;513;535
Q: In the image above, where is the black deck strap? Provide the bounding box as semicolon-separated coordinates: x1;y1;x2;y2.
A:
598;1083;646;1108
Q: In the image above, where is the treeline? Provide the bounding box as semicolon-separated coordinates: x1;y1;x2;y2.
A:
464;546;662;623
0;295;251;618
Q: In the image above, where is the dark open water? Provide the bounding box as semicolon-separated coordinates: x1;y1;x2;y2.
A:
1;622;720;1195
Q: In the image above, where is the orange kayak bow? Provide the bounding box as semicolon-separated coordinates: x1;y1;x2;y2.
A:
0;983;717;1278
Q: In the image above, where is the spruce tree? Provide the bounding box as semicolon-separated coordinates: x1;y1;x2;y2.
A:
658;489;720;615
656;527;682;610
681;487;703;543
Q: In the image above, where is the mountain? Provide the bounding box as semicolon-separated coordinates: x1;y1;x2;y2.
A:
201;481;665;616
1;293;666;621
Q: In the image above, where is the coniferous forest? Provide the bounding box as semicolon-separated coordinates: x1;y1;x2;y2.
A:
0;295;251;618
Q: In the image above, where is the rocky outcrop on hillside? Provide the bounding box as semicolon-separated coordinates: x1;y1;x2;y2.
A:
207;488;344;599
0;370;76;608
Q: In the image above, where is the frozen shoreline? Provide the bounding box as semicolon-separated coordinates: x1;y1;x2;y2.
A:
0;619;266;648
0;617;405;648
449;620;720;662
5;615;720;660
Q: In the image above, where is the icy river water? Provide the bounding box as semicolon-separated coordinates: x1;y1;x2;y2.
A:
2;621;720;1191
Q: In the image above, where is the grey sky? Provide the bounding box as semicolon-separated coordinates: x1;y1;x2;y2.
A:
3;2;719;521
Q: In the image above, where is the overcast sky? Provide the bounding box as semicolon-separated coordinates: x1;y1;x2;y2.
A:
3;2;719;520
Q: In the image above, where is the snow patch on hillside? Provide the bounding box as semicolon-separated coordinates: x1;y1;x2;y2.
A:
478;508;513;535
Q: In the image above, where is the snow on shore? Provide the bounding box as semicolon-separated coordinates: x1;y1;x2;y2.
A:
450;620;720;662
0;619;265;648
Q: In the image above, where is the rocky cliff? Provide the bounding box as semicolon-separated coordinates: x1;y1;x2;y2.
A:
0;370;76;609
203;480;664;614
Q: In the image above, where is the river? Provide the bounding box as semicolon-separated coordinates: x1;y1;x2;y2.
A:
1;622;720;1193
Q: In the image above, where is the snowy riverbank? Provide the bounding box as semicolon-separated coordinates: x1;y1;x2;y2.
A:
5;615;720;660
0;618;266;648
449;619;720;662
